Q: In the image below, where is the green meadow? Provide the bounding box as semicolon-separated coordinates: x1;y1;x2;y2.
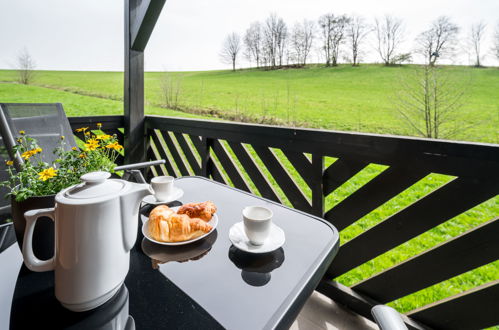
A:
0;65;497;316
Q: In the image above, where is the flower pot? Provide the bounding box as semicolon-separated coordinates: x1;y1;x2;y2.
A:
11;194;55;260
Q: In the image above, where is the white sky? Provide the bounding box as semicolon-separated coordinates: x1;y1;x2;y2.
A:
0;0;498;71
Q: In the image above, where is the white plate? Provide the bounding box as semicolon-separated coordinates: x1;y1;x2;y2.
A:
142;187;184;205
142;206;218;246
229;221;285;254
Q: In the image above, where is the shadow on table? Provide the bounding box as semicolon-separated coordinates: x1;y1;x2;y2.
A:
228;246;285;287
141;229;218;267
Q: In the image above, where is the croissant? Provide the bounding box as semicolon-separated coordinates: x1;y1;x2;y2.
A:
148;205;212;242
177;201;217;221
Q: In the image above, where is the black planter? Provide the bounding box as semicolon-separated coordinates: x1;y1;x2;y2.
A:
11;194;55;260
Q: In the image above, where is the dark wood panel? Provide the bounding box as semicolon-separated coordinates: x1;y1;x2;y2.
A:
209;158;227;185
353;218;499;303
173;132;201;175
69;116;124;130
323;158;368;195
328;178;498;277
159;130;190;176
228;142;281;203
311;154;325;217
130;0;166;51
253;145;312;213
212;140;251;192
282;150;314;188
150;130;177;178
408;280;499;330
144;116;499;179
146;145;166;176
317;279;428;330
324;166;427;231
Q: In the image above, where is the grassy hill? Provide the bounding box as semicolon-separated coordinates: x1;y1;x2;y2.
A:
1;64;498;143
0;65;498;316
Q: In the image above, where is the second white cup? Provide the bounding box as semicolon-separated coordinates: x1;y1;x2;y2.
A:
242;206;273;246
151;176;174;202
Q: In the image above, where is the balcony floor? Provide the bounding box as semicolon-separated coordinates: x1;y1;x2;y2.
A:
291;291;378;330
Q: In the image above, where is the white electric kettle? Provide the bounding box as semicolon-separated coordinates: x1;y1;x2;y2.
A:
22;171;152;312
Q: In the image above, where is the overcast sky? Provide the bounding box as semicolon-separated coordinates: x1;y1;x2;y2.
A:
0;0;498;71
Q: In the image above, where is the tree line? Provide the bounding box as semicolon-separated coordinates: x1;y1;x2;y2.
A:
220;13;499;70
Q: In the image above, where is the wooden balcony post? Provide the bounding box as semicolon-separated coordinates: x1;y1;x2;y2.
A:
124;0;166;164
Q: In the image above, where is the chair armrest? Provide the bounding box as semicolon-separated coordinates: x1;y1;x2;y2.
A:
115;160;166;183
114;159;165;172
371;305;408;330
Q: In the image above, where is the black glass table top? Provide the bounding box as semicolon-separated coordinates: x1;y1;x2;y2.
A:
1;177;339;330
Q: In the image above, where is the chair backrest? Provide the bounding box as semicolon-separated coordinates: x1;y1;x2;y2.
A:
0;103;77;167
0;134;11;221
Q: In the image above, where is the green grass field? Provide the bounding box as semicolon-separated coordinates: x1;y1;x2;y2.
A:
0;65;498;318
1;64;498;143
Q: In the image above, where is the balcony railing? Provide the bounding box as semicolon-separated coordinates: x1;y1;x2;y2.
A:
69;114;499;329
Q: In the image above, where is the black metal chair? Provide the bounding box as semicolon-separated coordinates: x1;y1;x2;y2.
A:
0;103;164;183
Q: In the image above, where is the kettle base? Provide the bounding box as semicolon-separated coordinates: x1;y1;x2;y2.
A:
59;282;123;312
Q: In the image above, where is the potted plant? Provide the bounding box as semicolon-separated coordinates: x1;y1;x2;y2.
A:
1;126;123;258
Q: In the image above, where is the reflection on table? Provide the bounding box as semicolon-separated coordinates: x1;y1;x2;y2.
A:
141;229;218;267
228;245;285;286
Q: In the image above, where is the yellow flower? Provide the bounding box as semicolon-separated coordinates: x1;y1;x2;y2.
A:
21;148;42;160
16;138;22;143
38;167;57;181
5;160;13;166
21;150;34;160
85;131;91;136
106;142;124;151
84;139;99;151
97;123;102;128
60;135;65;140
72;147;78;151
19;130;25;135
78;153;86;158
96;134;112;140
75;127;88;132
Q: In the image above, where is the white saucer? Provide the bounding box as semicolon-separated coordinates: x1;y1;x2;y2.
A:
142;187;184;205
142;206;218;246
229;221;285;254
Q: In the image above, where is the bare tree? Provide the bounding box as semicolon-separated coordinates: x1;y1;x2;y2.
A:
159;72;183;110
244;22;263;68
374;15;406;65
347;15;371;66
469;21;486;67
263;14;288;68
416;16;459;66
394;65;469;139
220;32;241;71
493;22;499;62
318;14;350;66
16;48;36;85
290;20;315;65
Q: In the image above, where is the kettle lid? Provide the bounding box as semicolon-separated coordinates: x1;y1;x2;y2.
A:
64;171;125;199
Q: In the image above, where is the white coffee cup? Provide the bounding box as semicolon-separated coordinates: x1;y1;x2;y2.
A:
151;176;174;202
242;206;273;246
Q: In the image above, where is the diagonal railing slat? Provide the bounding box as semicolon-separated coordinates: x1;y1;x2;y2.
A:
353;217;499;303
173;132;201;175
253;145;312;213
328;177;499;278
324;166;428;231
212;140;251;193
228;142;281;203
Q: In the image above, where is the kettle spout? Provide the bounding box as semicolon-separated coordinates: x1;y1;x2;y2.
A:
120;183;153;251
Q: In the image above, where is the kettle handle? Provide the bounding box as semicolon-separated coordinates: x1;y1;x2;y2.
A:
23;208;55;272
